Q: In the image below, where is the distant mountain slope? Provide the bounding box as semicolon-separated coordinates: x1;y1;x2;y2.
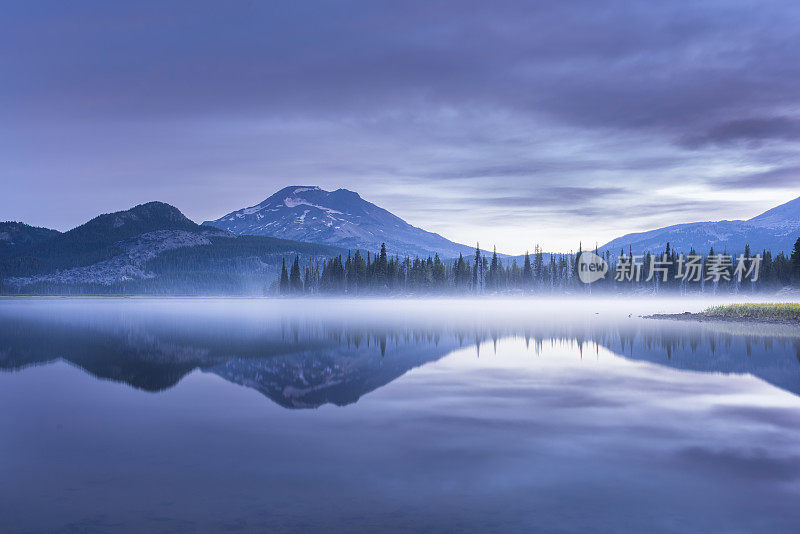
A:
600;196;800;255
0;222;60;252
202;186;476;258
0;202;343;294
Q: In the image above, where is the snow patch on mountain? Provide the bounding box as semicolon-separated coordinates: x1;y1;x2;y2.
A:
290;186;321;194
283;196;344;215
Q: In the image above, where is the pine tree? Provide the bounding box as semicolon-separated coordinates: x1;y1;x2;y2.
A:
432;253;446;289
376;243;388;289
472;243;482;293
279;258;289;294
488;246;500;291
761;249;772;288
509;259;521;289
289;255;303;293
533;244;543;283
454;253;470;291
791;237;800;281
523;251;532;287
572;243;582;285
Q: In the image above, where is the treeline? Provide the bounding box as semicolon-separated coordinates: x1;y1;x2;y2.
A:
274;239;800;295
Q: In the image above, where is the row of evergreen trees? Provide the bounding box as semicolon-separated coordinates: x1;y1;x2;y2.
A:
275;238;800;295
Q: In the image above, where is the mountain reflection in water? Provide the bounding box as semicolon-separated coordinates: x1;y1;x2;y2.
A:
3;298;800;534
2;298;799;407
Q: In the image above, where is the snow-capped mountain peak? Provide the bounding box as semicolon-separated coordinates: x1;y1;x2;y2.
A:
203;186;473;258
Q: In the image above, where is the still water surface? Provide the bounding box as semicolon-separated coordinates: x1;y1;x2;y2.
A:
1;298;799;533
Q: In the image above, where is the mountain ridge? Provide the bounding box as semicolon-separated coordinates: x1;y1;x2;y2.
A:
4;191;800;293
0;201;344;294
599;195;800;255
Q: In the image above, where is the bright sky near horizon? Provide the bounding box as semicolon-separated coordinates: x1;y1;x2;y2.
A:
1;1;799;253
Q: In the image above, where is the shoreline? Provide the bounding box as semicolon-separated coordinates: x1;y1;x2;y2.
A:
645;312;800;325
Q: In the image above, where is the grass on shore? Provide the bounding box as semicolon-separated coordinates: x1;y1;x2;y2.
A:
702;303;800;320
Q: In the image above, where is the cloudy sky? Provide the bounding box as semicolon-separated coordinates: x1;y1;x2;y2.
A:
2;1;799;253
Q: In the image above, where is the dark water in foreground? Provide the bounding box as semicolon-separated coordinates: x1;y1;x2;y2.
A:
1;298;799;534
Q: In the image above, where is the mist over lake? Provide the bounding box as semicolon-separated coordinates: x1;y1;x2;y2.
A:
2;297;799;534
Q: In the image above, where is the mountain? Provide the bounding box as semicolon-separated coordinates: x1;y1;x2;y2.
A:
0;202;343;294
600;196;800;255
202;186;476;258
0;222;61;252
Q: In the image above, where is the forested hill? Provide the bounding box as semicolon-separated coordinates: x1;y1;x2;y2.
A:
0;202;344;295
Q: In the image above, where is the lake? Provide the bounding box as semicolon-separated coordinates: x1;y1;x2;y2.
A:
1;298;799;533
